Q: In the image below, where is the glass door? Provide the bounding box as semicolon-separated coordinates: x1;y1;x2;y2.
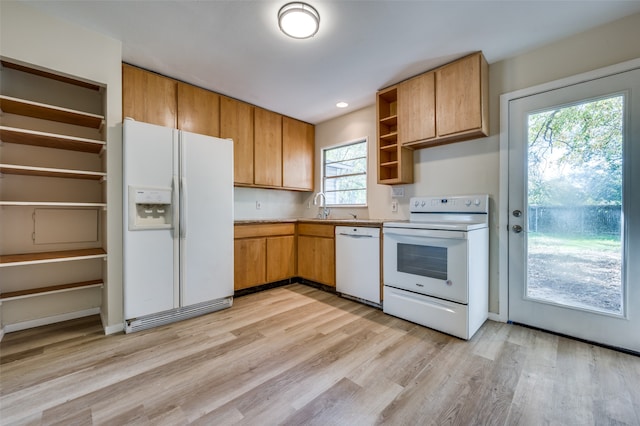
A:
508;67;640;353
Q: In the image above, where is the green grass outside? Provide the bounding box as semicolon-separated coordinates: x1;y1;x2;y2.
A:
528;232;621;254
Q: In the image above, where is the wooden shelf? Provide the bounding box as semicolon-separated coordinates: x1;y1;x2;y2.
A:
380;161;399;168
380;132;398;142
380;144;398;151
0;164;105;180
0;126;105;153
380;115;398;126
1;61;101;91
0;280;103;302
0;248;107;267
0;201;106;207
0;95;104;129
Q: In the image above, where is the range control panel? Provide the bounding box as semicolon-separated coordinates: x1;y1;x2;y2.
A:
409;195;489;214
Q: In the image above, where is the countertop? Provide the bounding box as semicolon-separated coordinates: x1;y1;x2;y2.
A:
234;218;386;227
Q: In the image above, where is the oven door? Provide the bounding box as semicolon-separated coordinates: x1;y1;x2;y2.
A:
383;227;468;304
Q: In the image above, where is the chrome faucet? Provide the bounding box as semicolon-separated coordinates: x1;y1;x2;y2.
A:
313;192;330;219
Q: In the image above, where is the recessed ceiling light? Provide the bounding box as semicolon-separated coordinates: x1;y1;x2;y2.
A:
336;102;348;108
278;2;320;39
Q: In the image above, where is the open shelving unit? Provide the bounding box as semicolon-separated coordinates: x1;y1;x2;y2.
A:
376;86;413;184
0;60;107;324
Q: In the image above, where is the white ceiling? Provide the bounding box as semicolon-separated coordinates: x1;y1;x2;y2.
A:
23;0;640;124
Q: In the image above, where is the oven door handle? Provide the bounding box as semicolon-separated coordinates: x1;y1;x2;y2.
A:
383;227;467;240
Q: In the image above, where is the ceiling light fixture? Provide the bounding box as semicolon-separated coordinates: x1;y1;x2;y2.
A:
278;2;320;39
336;102;348;108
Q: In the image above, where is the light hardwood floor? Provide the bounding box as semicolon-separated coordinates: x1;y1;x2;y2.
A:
1;284;639;425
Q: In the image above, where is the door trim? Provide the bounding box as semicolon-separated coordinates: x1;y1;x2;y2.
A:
497;56;640;323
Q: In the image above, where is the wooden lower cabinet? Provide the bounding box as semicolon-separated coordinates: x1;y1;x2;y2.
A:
234;223;296;291
234;222;336;290
297;236;335;287
266;235;296;282
234;238;266;291
297;224;335;287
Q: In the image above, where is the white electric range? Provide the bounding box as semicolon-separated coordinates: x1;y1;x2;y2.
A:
382;195;489;340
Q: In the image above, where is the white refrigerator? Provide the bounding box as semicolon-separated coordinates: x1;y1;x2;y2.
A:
123;118;233;333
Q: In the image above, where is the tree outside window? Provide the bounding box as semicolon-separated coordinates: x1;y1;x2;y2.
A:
322;139;367;206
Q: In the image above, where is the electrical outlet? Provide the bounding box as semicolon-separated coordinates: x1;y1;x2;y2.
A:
391;200;398;212
391;187;405;198
256;201;262;210
307;201;311;209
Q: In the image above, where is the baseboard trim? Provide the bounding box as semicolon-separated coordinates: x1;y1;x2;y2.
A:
100;310;124;335
234;278;295;297
104;323;124;335
3;307;100;333
488;312;504;322
297;278;337;294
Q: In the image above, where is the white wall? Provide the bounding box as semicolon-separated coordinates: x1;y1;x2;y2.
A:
234;187;305;220
314;12;640;315
0;1;123;331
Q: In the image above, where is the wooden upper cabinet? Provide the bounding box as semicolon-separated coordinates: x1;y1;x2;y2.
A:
122;64;177;128
397;72;435;144
220;96;254;185
177;82;220;137
254;107;283;187
123;63;314;191
282;117;314;191
435;52;489;140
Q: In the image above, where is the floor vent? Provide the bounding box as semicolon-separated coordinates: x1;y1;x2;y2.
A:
125;297;233;333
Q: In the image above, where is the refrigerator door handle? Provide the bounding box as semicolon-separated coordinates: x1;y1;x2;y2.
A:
180;176;187;239
173;175;179;239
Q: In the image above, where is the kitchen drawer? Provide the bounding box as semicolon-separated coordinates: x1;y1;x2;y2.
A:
383;286;470;340
297;223;334;238
234;223;295;239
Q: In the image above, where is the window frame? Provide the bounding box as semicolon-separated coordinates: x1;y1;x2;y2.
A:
321;137;368;208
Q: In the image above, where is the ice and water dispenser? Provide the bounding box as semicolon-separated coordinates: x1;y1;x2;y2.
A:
128;187;173;230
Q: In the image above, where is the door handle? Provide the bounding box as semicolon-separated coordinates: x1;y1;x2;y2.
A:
512;225;523;233
180;177;187;239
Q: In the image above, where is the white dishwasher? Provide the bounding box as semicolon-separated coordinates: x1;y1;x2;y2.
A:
335;226;381;306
